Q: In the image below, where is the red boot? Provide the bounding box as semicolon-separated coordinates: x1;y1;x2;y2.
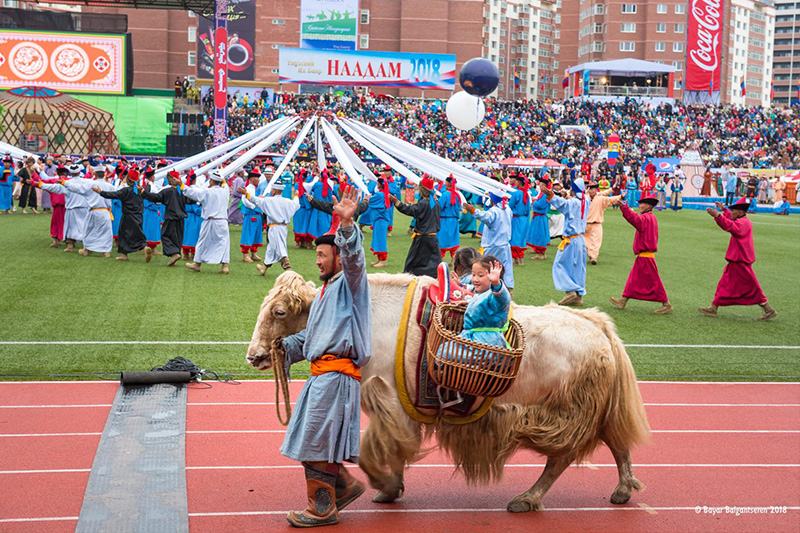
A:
287;463;339;528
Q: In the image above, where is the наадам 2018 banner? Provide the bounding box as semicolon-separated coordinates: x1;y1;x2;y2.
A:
279;48;456;90
0;29;126;94
197;0;256;81
300;0;358;50
686;0;724;92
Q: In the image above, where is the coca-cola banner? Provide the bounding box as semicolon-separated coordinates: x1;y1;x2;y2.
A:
686;0;724;93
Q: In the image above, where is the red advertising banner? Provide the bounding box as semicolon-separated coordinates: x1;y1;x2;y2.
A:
213;27;228;110
0;29;126;94
686;0;724;92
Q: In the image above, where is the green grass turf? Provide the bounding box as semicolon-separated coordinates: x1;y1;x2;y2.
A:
0;208;797;381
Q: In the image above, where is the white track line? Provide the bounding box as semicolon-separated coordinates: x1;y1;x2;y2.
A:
0;340;798;349
0;379;797;385
3;506;800;523
3;463;799;475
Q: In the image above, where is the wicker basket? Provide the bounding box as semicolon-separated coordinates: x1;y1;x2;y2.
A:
426;302;525;398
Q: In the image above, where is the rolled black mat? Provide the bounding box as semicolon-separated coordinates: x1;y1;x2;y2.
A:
121;371;193;385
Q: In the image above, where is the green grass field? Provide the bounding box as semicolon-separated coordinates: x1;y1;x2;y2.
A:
0;208;797;381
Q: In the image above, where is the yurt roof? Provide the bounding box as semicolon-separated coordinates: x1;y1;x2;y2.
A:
0;86;112;116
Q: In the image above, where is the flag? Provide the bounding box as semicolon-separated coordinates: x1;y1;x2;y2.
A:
562;69;569;89
514;70;520;90
770;77;774;100
678;75;683;90
541;75;546;92
740;77;746;97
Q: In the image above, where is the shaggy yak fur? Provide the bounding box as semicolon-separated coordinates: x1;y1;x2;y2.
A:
247;271;651;512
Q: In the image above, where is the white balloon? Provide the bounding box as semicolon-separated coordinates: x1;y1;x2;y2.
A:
445;91;485;131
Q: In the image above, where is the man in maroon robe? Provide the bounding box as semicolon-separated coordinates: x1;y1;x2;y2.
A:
610;194;672;314
699;198;777;321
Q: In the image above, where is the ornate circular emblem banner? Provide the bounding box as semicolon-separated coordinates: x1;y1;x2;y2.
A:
0;30;125;94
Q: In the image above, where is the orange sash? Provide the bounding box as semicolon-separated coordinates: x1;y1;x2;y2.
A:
310;355;361;381
637;251;655;258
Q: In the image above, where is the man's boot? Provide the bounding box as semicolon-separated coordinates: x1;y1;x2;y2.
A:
243;252;253;263
78;248;91;257
64;240;75;253
698;305;718;317
280;257;292;271
558;292;578;306
334;464;366;511
251;252;263;262
654;302;673;315
167;254;181;267
144;246;153;263
255;263;268;276
185;262;201;272
219;263;229;275
287;463;339;528
758;302;777;322
609;296;628;310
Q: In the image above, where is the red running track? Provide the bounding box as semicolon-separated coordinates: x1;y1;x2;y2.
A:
0;380;798;532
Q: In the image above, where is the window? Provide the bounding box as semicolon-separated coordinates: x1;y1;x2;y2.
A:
360;10;370;24
657;4;667;14
187;51;196;67
656;23;666;33
2;0;18;6
271;44;283;50
673;42;684;52
621;23;636;33
593;4;604;15
674;23;684;33
188;10;195;17
541;36;550;44
655;42;665;52
593;41;603;52
271;68;279;74
593;23;604;34
188;26;196;42
511;46;516;54
675;4;686;14
620;42;635;52
272;19;285;25
621;4;637;14
672;61;683;71
359;34;369;49
540;49;550;57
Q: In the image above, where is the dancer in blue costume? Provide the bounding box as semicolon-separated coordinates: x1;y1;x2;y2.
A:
438;256;511;366
367;176;390;268
509;173;531;266
437;175;461;259
293;169;313;248
386;167;400;235
543;177;590;306
307;169;337;240
526;176;552;260
459;191;478;237
358;179;376;229
465;191;514;291
239;169;263;263
142;166;162;254
625;175;639;208
181;171;202;259
0;156;17;213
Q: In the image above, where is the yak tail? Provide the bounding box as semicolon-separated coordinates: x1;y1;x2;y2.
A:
359;376;421;480
592;310;652;451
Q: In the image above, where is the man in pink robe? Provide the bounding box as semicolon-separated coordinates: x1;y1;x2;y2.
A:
699;198;777;321
36;164;68;247
610;194;672;314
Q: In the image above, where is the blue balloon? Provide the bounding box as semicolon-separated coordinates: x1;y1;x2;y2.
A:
458;58;499;97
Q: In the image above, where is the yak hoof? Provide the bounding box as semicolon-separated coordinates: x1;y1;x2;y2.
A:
372;489;402;504
610;489;631;505
507;495;544;513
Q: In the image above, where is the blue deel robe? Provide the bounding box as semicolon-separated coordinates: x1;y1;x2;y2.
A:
388;179;400;229
111;196;122;237
307;180;336;238
143;198;162;243
776;200;790;215
437;189;461;252
472;204;514;289
182;202;202;248
280;225;371;463
0;168;16;210
281;172;294;199
509;188;530;250
459;192;478;234
293;184;312;239
625;180;639;208
550;194;590;295
438;281;512;366
526;191;551;248
367;192;389;254
358;181;377;226
240;199;263;249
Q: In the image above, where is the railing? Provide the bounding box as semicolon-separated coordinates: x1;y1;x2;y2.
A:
587;86;669;97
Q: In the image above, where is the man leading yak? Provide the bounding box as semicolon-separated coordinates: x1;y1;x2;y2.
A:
270;185;371;528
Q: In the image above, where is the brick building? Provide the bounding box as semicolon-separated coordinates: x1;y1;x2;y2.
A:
772;0;800;105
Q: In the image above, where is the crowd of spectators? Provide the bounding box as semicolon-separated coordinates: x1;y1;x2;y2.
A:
201;91;800;172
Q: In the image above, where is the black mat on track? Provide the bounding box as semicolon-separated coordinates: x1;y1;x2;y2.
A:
75;384;189;533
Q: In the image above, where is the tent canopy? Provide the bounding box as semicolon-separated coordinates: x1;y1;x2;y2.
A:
568;59;676;77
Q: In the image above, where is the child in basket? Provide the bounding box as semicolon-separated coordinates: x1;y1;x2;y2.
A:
438;255;512;366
